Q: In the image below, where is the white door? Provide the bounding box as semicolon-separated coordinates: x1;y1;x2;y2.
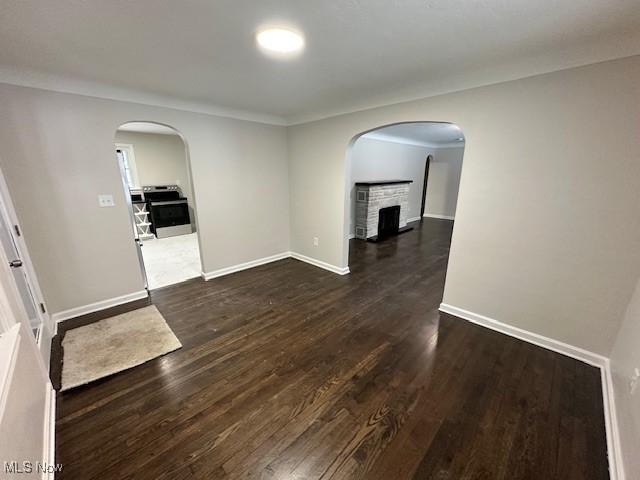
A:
0;215;40;331
0;170;52;371
0;323;55;479
0;256;55;478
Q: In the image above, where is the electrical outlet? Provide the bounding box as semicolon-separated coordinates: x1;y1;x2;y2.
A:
98;194;115;207
313;237;319;247
630;367;640;395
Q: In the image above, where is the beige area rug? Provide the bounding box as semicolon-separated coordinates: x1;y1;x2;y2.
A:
60;305;182;391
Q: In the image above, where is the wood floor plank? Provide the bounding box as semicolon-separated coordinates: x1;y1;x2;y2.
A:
53;219;609;479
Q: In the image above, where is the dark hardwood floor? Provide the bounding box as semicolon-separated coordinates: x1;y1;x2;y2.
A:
53;219;609;479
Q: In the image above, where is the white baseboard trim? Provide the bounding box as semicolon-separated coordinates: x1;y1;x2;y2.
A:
52;290;149;323
43;384;56;479
439;303;607;367
406;216;422;223
202;252;291;281
203;251;350;279
290;252;350;275
348;233;356;240
423;213;455;221
52;253;349;322
439;302;623;480
601;362;625;480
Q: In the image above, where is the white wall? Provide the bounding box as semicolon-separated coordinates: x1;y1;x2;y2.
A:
610;278;640;479
288;55;640;357
0;83;290;315
348;136;464;236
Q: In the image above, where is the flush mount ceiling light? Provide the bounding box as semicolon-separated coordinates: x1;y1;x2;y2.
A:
256;28;305;56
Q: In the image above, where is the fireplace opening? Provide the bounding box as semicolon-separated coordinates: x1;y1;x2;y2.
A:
378;205;401;239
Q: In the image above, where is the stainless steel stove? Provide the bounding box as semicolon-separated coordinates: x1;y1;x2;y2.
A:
141;185;192;238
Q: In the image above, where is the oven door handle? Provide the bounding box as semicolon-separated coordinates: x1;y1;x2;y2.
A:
150;200;188;206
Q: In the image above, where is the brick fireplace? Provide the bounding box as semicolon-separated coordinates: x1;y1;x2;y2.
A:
354;180;413;241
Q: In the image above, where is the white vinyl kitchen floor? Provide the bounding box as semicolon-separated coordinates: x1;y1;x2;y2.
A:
140;233;201;289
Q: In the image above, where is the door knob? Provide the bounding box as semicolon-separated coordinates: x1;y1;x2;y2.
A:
9;259;23;268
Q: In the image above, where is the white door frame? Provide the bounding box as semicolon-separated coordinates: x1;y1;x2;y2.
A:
0;166;53;371
0;226;50;378
115;143;140;189
114;143;149;290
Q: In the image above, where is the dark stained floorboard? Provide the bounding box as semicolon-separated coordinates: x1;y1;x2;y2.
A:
53;218;609;479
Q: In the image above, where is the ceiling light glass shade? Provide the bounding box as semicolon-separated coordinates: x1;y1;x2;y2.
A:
256;28;305;55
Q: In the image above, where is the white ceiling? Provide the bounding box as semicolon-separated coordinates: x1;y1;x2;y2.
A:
117;122;179;136
1;1;639;124
362;122;465;148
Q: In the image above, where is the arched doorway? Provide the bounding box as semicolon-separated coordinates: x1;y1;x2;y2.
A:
345;121;465;268
114;121;202;290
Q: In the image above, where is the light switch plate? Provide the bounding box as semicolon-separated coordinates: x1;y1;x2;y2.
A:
98;194;115;207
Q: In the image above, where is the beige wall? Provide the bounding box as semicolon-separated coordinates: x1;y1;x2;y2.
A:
114;131;193;199
611;278;640;479
0;83;290;314
288;55;640;357
424;146;464;219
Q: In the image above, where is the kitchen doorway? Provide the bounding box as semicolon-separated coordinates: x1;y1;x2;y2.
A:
115;122;202;290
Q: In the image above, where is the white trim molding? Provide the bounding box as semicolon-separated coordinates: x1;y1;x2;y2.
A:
363;131;465;150
0;73;287;126
203;251;350;280
42;384;56;480
423;213;455;221
202;252;291;281
439;303;607;367
406;216;422;224
114;143;140;189
290;252;350;275
601;362;626;480
439;303;623;480
52;290;149;323
53;252;350;322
